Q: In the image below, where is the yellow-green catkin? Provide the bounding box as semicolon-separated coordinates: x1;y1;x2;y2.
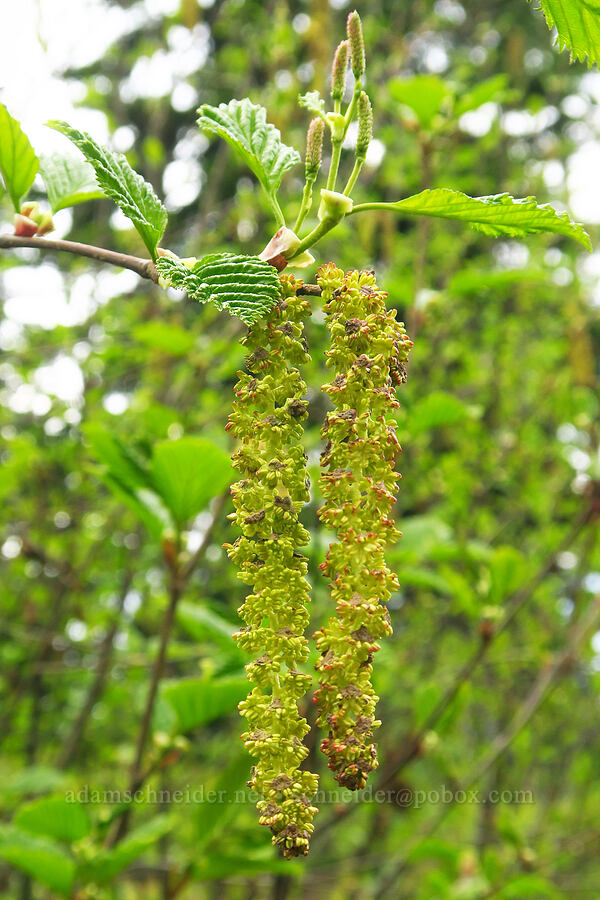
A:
313;264;412;790
225;275;318;857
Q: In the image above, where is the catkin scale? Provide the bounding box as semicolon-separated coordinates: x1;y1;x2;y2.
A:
313;264;412;790
225;275;318;858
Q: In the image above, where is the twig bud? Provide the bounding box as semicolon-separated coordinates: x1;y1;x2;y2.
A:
331;40;349;101
356;91;373;161
346;10;366;79
305;117;324;182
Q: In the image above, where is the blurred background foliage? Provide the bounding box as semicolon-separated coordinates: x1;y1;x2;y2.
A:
1;0;600;897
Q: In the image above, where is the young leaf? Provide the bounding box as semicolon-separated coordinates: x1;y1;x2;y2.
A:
161;675;248;734
353;189;591;249
15;795;91;844
0;826;75;897
48;121;167;257
388;75;450;130
149;437;232;528
298;90;327;118
38;152;104;212
532;0;600;66
156;252;281;325
197;99;300;224
0;103;39;212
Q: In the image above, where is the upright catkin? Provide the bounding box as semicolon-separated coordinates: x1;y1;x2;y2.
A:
225;275;318;857
314;264;412;789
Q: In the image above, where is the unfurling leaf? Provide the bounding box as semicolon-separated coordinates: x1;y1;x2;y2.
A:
360;189;590;250
38;153;104;212
48;121;167;257
197;99;300;223
532;0;600;66
156;252;281;325
298;91;326;118
0;103;39;212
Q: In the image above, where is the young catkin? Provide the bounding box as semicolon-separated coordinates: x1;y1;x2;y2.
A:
225;275;319;857
314;264;412;790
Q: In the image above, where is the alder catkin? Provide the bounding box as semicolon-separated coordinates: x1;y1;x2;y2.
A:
225;275;318;858
313;264;412;790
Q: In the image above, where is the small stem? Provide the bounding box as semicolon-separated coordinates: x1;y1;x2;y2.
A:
343;158;363;196
0;234;158;281
344;81;362;130
287;217;338;260
326;141;343;191
270;194;286;229
293;181;315;233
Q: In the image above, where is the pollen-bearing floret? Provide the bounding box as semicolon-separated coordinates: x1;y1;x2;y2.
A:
225;275;318;857
314;264;412;790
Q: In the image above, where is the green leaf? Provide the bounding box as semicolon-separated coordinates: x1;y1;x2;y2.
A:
0;103;39;211
358;189;591;249
197;99;300;224
195;752;251;846
533;0;600;66
84;425;174;539
388;75;450;130
454;75;508;117
298;91;326;118
488;547;527;604
0;766;68;799
177;601;240;650
38;152;104;212
395;515;453;560
0;826;75;897
15;795;91;843
195;850;300;880
408;391;474;436
86;816;172;884
156;253;281;325
48;121;167;257
161;675;248;734
150;437;232;528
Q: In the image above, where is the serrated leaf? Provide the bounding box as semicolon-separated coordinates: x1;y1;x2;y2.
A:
161;675;248;734
0;103;39;211
384;189;591;249
388;75;450;130
156;253;281;325
197;99;300;223
15;795;91;844
533;0;600;66
150;437;232;528
0;826;75;897
298;90;326;118
38;152;104;212
48;121;167;257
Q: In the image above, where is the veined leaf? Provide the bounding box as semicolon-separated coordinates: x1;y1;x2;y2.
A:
15;795;91;844
156;253;281;325
161;675;248;734
197;99;300;223
48;121;167;257
0;826;75;897
355;189;591;249
38;152;104;212
0;103;39;211
298;91;327;118
150;437;232;528
533;0;600;66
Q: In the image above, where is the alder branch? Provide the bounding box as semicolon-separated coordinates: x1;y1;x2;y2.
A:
0;233;323;294
0;234;159;282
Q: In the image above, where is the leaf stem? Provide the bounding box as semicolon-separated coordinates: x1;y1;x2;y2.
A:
326;140;343;191
343;158;363;196
293;181;314;233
